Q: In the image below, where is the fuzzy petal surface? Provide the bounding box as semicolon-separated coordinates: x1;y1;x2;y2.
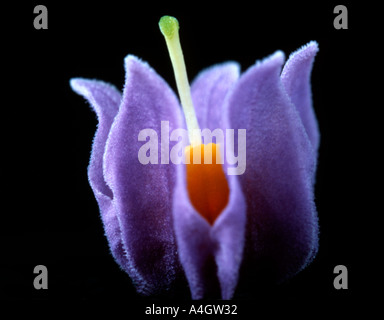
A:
69;79;130;271
281;41;320;154
224;51;319;286
211;174;246;299
191;62;240;132
103;55;185;295
173;164;246;299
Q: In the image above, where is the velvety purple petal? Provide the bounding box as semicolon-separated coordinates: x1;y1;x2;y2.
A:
103;55;185;295
173;164;246;299
211;175;246;299
191;62;240;132
281;41;320;154
224;51;319;286
172;175;213;299
70;79;120;197
70;79;130;272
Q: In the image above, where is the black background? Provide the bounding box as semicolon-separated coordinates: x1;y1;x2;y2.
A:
1;0;372;315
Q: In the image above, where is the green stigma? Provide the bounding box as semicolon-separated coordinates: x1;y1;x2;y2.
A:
159;16;179;40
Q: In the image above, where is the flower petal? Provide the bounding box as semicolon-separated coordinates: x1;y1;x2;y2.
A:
281;41;320;154
191;62;240;131
103;55;185;294
173;164;246;299
211;175;246;299
224;51;319;286
70;78;120;198
70;79;129;273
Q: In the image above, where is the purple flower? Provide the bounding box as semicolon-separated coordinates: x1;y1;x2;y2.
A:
70;37;319;299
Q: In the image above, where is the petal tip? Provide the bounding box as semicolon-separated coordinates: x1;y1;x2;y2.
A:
69;77;90;95
124;54;141;66
246;50;285;77
306;40;319;52
272;50;286;62
304;41;319;57
256;50;285;69
124;54;152;74
207;61;241;75
288;41;319;63
123;54;159;83
69;78;120;101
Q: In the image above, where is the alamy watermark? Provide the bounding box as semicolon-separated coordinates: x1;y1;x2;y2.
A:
333;5;348;29
33;5;48;30
137;121;246;176
33;265;48;290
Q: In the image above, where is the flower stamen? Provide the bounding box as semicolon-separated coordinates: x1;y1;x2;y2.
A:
160;16;230;225
159;16;201;146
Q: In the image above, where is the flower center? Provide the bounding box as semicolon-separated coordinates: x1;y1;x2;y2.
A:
185;143;229;225
159;16;229;225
